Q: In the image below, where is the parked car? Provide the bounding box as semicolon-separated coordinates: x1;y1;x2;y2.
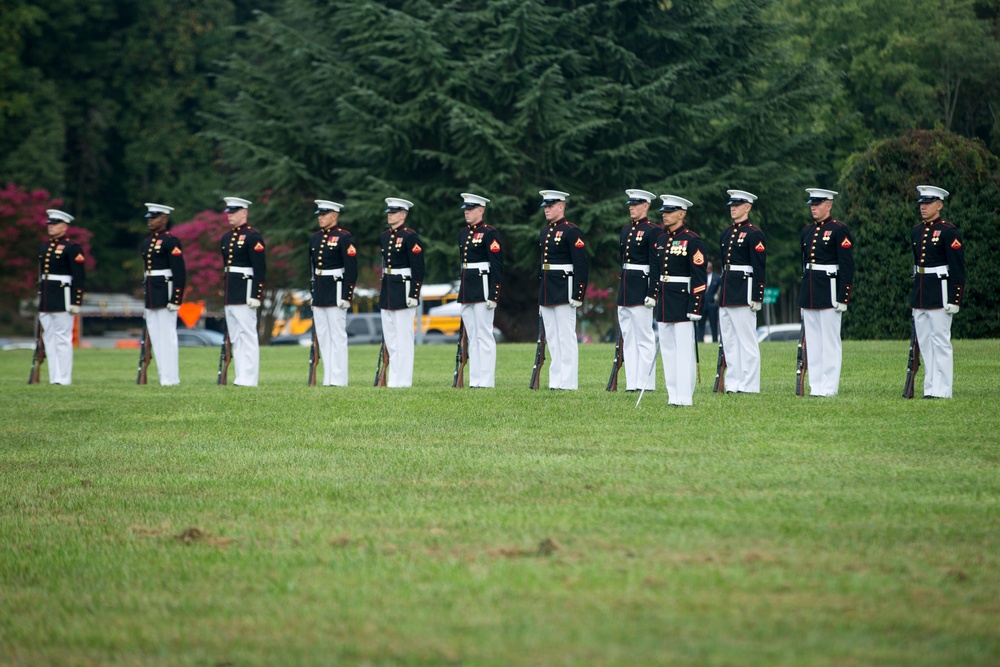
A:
756;323;801;343
177;328;226;347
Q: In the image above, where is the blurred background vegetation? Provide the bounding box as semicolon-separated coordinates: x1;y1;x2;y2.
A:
2;0;998;339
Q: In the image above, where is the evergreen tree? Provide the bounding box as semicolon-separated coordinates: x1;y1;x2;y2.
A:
208;0;835;337
839;130;1000;339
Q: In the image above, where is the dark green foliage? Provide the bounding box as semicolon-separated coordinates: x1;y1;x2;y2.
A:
207;0;832;337
839;130;1000;339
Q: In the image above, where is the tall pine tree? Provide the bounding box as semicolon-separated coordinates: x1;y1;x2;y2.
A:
208;0;834;337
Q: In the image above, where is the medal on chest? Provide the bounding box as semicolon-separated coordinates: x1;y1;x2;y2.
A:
932;230;941;244
670;239;689;256
238;234;246;247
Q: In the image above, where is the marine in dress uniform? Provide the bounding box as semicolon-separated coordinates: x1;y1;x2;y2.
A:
379;197;425;388
718;189;766;393
538;190;589;390
37;209;85;385
798;188;855;397
911;185;965;399
140;203;186;386
309;199;358;387
617;189;660;392
220;196;266;386
653;195;707;406
457;193;503;388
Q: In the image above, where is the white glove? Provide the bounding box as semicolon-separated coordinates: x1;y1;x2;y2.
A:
569;299;582;308
337;300;350;310
486;300;497;310
944;303;960;315
644;297;656;308
406;297;418;308
67;305;81;315
749;301;762;312
248;298;261;309
687;313;702;321
833;302;847;313
167;303;180;312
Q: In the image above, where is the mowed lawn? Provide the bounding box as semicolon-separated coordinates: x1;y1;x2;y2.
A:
1;338;998;666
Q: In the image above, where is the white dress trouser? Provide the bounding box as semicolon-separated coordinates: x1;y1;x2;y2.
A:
381;307;416;388
659;321;696;405
618;305;656;391
540;304;578;390
801;308;842;397
145;308;179;386
913;308;953;398
719;306;760;393
39;312;74;385
313;306;348;386
461;303;496;388
225;305;259;387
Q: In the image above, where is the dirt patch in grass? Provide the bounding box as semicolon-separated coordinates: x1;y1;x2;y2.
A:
492;537;562;559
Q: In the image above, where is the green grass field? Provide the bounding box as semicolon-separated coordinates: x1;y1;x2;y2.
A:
2;340;998;666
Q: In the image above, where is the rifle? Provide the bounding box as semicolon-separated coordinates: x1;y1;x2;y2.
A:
216;325;231;386
694;328;701;385
712;336;726;393
795;322;807;397
307;327;319;387
136;322;152;385
529;314;546;390
902;323;921;399
374;337;389;387
452;322;469;388
28;317;45;385
606;325;624;391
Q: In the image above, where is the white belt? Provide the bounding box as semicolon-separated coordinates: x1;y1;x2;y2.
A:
660;276;691;285
145;269;173;278
225;266;253;275
914;265;948;276
542;263;573;272
623;263;650;272
463;262;490;271
42;274;73;284
384;267;412;276
725;264;753;273
805;263;838;274
315;268;345;278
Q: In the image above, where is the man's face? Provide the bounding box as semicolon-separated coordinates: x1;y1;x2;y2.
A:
729;202;751;223
226;208;248;228
629;202;649;222
464;205;484;226
543;201;564;223
662;209;686;231
46;222;68;239
810;200;832;222
387;210;407;229
318;211;339;230
706;262;714;274
919;200;943;222
147;214;168;233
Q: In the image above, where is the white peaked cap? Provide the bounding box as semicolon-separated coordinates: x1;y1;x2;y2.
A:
626;189;657;203
539;190;569;206
805;188;838;203
460;193;490;208
726;189;758;204
659;194;693;211
916;185;949;202
46;209;74;224
314;200;343;213
223;197;252;210
385;197;413;212
144;203;174;215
